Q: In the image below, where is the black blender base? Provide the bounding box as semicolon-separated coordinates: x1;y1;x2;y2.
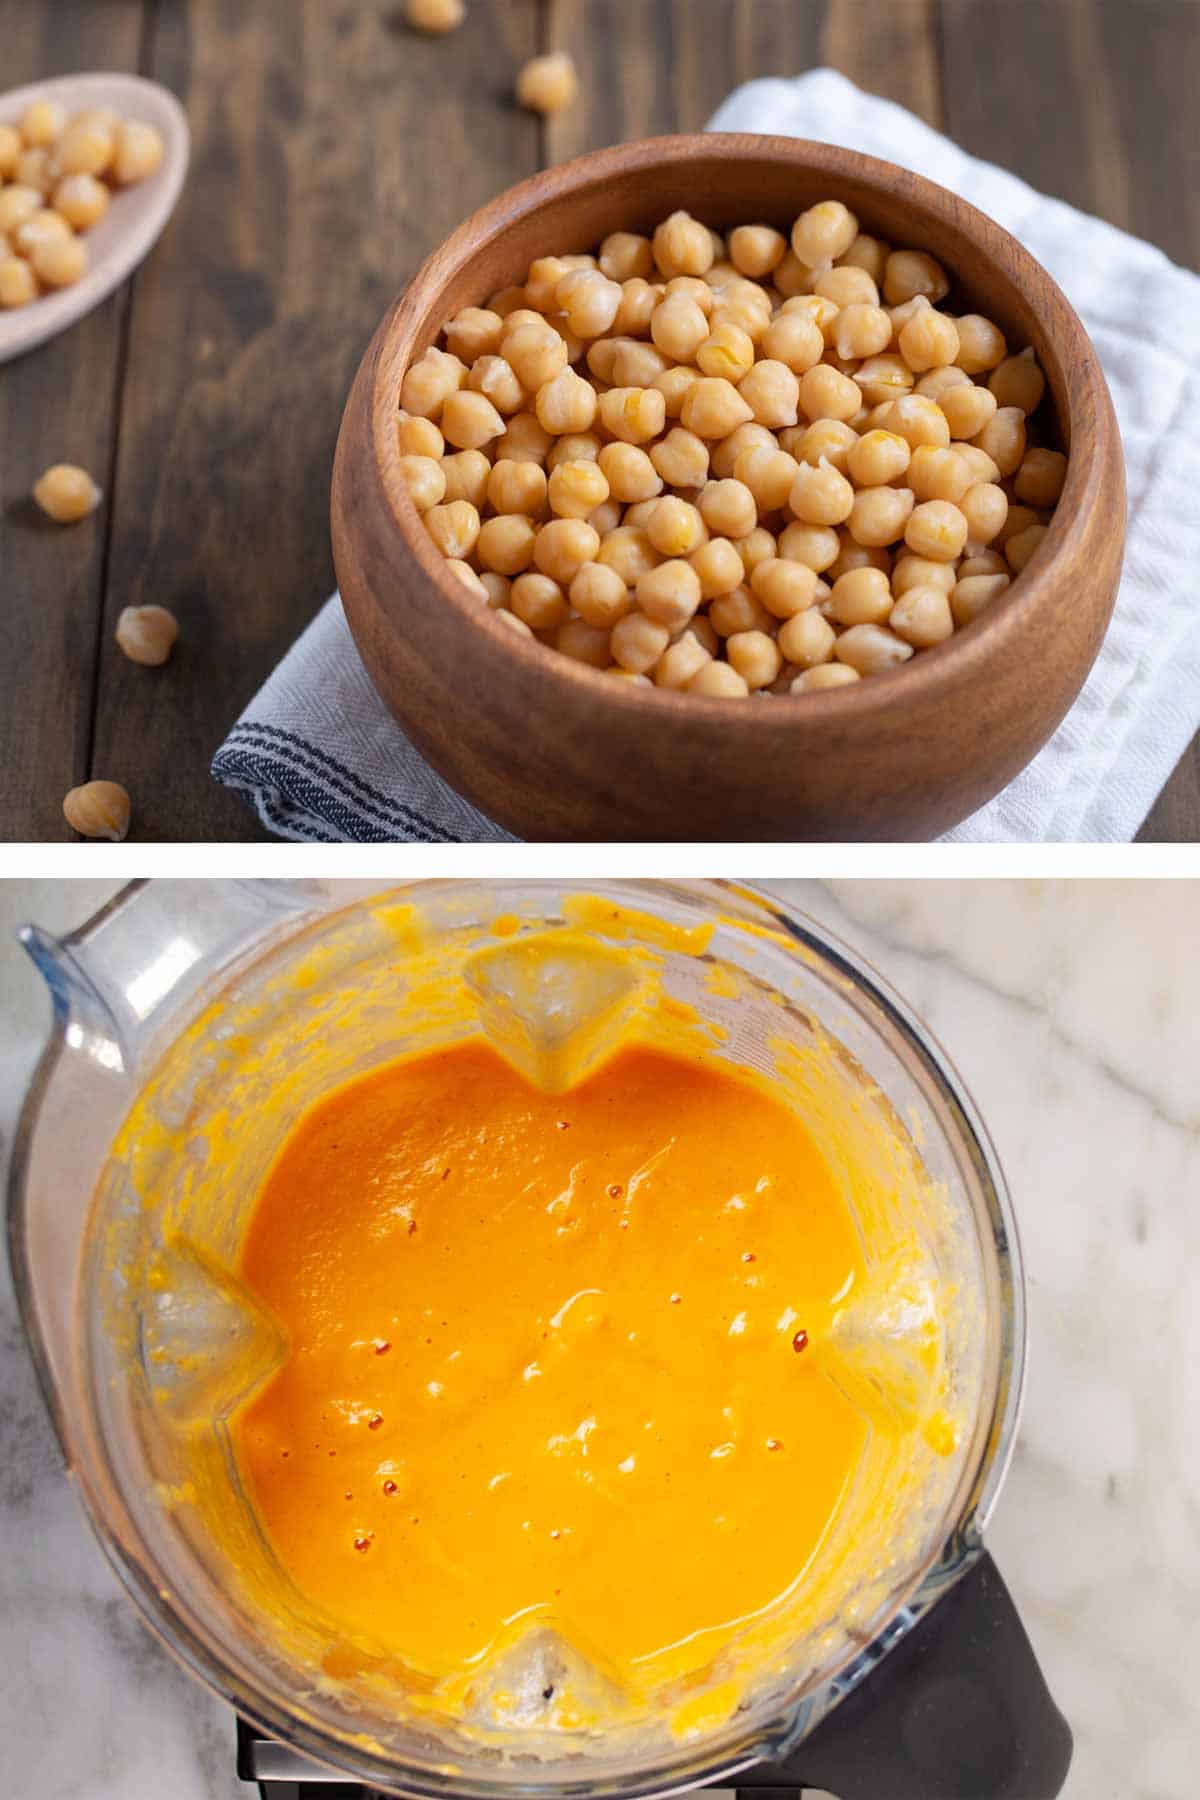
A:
237;1555;1072;1800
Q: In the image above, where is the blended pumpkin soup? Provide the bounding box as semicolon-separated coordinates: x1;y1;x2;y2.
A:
232;1036;868;1697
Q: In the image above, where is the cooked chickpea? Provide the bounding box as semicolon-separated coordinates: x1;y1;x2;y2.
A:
654;364;702;418
0;185;43;236
889;585;954;647
938;381;997;441
425;499;480;559
653;210;715;279
883;249;949;306
530;367;593;435
31;234;88;289
600;232;655;282
834;622;913;673
510;572;569;630
488;285;528;318
851;353;913;407
949;571;1010;625
634;558;701;631
680;377;754;440
112;604;178;667
952;441;1002;484
882;393;950;450
555;618;612;667
479;573;511;609
495;411;554;464
557;268;623;338
954;313;1007;374
959;481;1008;545
475;514;536;576
441;388;504;450
444;306;504;362
1005;523;1048;573
440;449;491;506
973;406;1026;478
826;565;890;627
751;557;818;619
399;454;447;512
728;224;787;278
907;445;973;504
650;427;709;489
711;421;776;479
609;609;670;673
841;233;889;281
707;587;769;637
845;485;913;548
695;319;756;383
897;307;959;372
813;266;878;310
595;526;657;585
596;385;666;445
655;633;712;689
829;535;890;579
541;460;604;523
646;495;705;557
692;537;750;599
516;51;579;115
989;346;1046;414
113;119;164;185
0;122;21;178
399;411;445;460
847;429;910;487
774;249;819;299
775;606;835;669
610;340;667;388
33;462;102;522
905;499;969;562
405;0;465;31
468;354;526;416
958;550;1009;579
485;458;543;518
649;292;709;361
734;526;778;575
503;319;569;391
734;445;799;513
726;629;782;690
829;302;890;362
792;200;857;267
598;442;663;504
778;521;839;572
1015;447;1067;508
698;478;757;540
791;663;859;692
795;419;857;474
570;561;631;628
799;364;862;424
533;517;601;584
51;172;110;230
21;99;66;148
790;457;854;526
613;277;661;336
688;660;749;697
891;554;957;597
402;346;467;419
737;359;800;429
62;779;131;841
0;257;37;308
757;312;822;377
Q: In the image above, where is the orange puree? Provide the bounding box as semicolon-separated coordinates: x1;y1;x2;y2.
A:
233;1039;866;1689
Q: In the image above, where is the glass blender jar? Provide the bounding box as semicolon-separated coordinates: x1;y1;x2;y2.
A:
8;880;1071;1800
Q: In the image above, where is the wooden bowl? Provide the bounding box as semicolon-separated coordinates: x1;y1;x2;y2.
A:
332;135;1125;842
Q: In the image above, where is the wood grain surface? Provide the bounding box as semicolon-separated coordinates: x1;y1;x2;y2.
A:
1;0;1196;841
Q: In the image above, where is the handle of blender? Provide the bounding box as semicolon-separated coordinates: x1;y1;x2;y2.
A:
740;1553;1071;1800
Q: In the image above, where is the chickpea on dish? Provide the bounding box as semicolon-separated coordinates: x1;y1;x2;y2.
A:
0;98;164;310
399;200;1065;696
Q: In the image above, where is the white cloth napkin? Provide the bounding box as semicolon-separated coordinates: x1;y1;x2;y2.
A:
212;69;1200;843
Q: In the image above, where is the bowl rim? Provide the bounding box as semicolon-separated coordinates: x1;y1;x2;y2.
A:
365;131;1114;727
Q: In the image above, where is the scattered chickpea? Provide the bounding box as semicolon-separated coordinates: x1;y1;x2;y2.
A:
407;195;1065;695
63;779;131;841
33;462;101;522
516;51;579;115
115;604;179;665
404;0;466;31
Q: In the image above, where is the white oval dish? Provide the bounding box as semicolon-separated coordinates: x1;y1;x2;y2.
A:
0;71;189;365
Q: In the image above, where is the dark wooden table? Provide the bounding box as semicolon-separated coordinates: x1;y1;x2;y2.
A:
3;0;1196;841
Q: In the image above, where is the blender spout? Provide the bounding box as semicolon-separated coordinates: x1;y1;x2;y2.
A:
19;924;132;1072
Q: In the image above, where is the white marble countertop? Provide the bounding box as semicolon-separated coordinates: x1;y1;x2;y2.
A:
1;878;1195;1800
